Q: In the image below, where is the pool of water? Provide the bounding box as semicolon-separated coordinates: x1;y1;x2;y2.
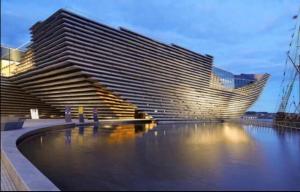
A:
18;122;300;191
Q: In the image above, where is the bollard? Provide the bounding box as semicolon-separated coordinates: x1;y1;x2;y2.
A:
65;106;72;122
93;107;99;123
78;106;84;123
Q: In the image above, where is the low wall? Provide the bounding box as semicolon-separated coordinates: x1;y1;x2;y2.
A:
1;150;29;191
1;121;76;191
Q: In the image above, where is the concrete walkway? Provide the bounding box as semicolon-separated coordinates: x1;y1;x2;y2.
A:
1;158;17;191
1;119;74;191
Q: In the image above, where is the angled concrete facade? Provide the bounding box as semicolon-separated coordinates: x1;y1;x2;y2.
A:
1;9;269;121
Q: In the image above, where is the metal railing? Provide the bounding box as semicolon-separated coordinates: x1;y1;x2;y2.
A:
239;118;300;130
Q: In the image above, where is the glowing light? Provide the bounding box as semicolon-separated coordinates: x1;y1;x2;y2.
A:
223;125;249;143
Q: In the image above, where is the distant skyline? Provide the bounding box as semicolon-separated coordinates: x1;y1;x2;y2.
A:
1;0;299;112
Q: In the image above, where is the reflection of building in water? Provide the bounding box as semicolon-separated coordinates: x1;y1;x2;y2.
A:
64;129;72;144
93;125;98;136
223;124;250;143
64;123;157;145
105;123;157;144
135;122;259;177
177;123;256;174
187;123;250;144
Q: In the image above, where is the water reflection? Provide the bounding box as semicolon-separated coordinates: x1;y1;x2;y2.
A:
93;124;98;136
18;122;300;191
187;123;251;144
64;129;72;144
78;125;85;135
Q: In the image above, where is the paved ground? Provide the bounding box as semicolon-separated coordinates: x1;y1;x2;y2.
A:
1;119;69;191
1;158;17;191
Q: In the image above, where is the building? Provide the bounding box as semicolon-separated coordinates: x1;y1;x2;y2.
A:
0;9;269;121
1;46;24;77
242;111;276;119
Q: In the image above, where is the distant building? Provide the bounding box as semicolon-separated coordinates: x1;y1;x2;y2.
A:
243;111;275;119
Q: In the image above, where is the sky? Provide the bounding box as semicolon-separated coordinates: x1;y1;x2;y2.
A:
1;0;299;113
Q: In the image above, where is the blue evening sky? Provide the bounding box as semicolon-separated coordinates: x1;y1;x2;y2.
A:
1;0;299;112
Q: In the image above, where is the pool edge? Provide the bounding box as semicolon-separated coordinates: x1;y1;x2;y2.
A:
1;119;155;191
1;121;77;191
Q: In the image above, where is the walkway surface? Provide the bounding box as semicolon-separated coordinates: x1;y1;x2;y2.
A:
1;158;17;191
1;119;71;191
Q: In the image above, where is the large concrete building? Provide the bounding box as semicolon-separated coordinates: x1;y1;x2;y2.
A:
0;9;269;121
